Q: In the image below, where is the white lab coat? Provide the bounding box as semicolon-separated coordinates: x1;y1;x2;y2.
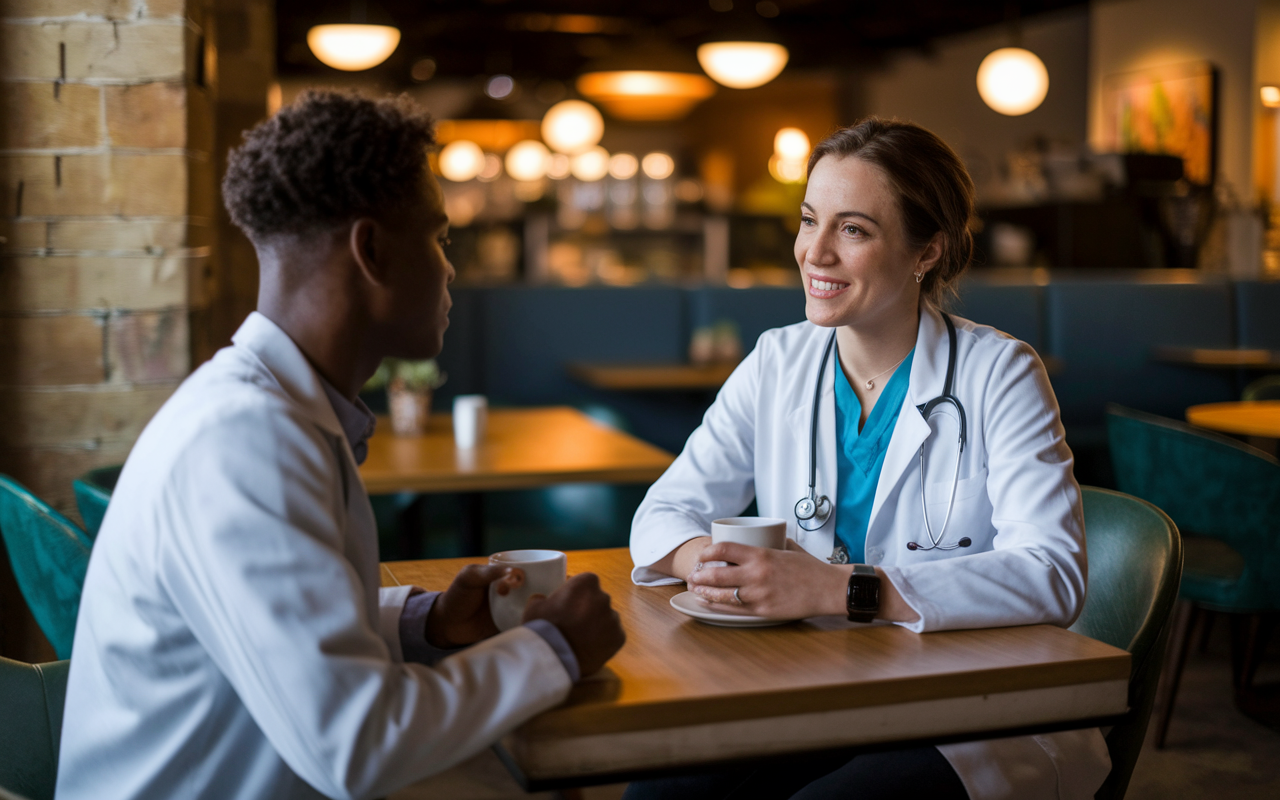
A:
56;312;573;800
631;305;1112;800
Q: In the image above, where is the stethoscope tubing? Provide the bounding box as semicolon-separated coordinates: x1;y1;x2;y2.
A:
795;313;970;552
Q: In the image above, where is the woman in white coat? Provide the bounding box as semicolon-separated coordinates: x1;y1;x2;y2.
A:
627;119;1110;800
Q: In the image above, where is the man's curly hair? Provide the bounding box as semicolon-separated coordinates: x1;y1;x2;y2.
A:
222;90;436;241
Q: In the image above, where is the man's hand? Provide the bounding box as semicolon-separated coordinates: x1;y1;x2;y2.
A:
424;564;523;649
522;572;626;677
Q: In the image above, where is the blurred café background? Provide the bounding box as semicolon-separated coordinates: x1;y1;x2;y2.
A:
2;2;1280;792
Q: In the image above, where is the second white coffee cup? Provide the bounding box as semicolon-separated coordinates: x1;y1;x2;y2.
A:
488;549;568;632
710;516;787;550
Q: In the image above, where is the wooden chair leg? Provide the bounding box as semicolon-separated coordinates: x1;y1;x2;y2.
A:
1153;600;1197;749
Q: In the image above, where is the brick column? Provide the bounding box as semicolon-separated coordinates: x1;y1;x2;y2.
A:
0;0;270;660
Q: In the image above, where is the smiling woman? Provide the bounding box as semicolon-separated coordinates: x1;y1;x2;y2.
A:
627;118;1106;800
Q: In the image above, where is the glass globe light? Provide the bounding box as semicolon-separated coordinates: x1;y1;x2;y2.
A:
570;147;610;181
976;47;1049;116
505;140;551;181
307;24;400;71
438;140;485;182
773;128;810;161
609;152;639;180
541;100;605;155
642;152;675;180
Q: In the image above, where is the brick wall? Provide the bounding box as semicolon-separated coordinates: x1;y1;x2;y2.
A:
0;0;272;659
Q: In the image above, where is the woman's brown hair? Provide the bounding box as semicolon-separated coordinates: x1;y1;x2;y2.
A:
807;118;975;306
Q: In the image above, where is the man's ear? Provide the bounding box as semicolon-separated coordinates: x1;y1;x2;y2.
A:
349;218;387;286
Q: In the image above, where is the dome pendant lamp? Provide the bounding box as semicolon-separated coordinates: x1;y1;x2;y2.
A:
697;41;789;89
308;1;400;72
577;39;716;122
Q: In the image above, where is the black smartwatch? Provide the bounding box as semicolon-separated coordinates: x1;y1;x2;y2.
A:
846;564;880;623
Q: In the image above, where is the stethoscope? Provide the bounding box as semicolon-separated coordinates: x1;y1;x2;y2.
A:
794;313;972;561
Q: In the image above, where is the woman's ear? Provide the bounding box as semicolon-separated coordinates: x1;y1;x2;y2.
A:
915;232;944;278
349;218;387;286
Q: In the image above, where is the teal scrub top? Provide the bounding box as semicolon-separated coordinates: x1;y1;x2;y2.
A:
833;348;915;562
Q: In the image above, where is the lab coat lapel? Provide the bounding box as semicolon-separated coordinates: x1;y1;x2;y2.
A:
786;327;839;553
868;305;949;532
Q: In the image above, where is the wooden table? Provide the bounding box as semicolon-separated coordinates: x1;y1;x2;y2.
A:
1186;401;1280;439
1153;346;1280;370
360;407;674;555
567;361;740;391
382;549;1130;789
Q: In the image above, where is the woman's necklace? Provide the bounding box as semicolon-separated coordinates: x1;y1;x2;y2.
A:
857;349;911;391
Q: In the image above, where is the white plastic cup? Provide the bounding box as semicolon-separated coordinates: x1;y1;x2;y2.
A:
488;549;568;631
453;395;488;449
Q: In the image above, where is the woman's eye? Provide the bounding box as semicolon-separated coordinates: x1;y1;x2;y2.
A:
844;224;863;236
800;216;815;226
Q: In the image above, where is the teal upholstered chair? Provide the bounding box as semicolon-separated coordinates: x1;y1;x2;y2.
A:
1105;405;1280;746
1069;487;1182;800
0;657;69;800
71;465;121;541
0;477;92;659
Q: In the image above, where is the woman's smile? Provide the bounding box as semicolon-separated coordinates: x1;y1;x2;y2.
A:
807;274;851;298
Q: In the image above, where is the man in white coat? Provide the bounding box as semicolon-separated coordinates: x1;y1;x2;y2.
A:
56;90;626;800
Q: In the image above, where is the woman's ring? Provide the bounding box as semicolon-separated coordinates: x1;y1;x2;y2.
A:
732;587;743;605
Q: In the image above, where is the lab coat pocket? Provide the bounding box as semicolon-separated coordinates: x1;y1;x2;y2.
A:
924;468;988;507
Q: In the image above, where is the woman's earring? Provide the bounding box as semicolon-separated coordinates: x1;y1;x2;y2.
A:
914;270;924;283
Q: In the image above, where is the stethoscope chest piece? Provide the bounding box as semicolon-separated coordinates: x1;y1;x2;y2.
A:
794;493;832;531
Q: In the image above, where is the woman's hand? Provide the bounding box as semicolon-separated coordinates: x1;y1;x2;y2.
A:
649;536;714;582
685;541;848;619
686;542;921;623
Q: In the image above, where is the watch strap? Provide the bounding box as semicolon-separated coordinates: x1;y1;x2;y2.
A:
846;564;880;623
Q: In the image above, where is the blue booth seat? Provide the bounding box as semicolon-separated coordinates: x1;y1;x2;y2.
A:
1234;281;1280;349
948;279;1044;352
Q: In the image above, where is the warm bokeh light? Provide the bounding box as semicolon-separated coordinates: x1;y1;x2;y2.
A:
547;153;571;179
571;146;610;181
773;128;810;161
609;152;639;180
437;140;485;182
641;151;675;180
1263;85;1280;108
478;153;503;182
306;24;400;71
576;71;716;121
769;153;807;184
505;140;551;181
697;42;789;89
976;47;1049;116
541;99;605;154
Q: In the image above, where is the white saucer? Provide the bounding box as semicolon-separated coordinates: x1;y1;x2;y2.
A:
669;591;795;628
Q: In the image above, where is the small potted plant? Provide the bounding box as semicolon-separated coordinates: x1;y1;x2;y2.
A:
366;359;447;436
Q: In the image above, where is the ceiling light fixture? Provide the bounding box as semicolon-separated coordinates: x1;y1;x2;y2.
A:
697;41;789;89
571;147;610;181
438;140;485;182
641;152;675;180
977;47;1049;116
505;140;551;181
609;152;639;180
577;39;717;121
307;24;400;71
541;99;605;155
1263;85;1280;108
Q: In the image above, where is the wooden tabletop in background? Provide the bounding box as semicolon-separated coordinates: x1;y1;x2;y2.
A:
359;407;675;494
1186;400;1280;438
383;549;1130;786
1153;346;1280;369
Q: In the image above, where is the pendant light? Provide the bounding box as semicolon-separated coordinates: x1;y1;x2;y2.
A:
977;47;1049;116
541;100;605;155
307;2;400;72
697;42;789;89
577;39;716;121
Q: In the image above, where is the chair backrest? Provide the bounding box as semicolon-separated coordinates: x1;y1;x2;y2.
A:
0;477;92;659
71;465;122;540
1105;404;1280;611
0;657;69;800
1069;487;1182;800
1243;375;1280;402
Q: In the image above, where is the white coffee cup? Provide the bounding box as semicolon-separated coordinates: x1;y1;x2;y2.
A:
453;395;488;449
488;549;568;632
710;516;787;550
